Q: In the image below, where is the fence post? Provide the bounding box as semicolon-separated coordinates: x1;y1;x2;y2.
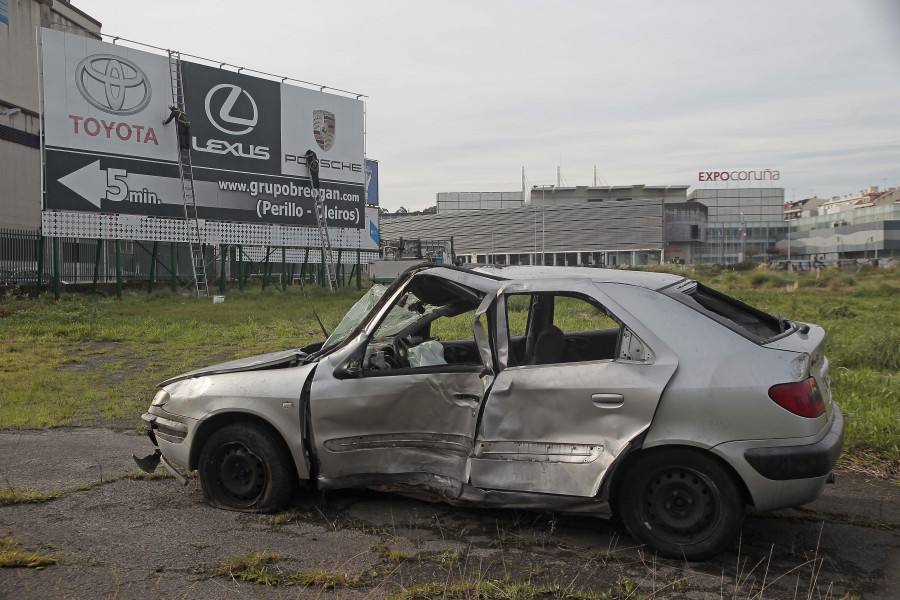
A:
34;235;44;298
356;249;361;290
148;241;158;294
263;246;271;289
53;237;61;300
115;239;122;299
219;244;227;294
92;239;101;294
171;242;177;293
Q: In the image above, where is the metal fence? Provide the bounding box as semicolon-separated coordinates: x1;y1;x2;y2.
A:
0;228;374;295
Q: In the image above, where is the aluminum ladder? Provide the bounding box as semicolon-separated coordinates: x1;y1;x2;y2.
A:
313;188;338;291
167;50;208;298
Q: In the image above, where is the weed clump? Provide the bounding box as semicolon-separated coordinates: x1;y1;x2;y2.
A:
216;552;285;585
0;537;57;569
0;488;60;506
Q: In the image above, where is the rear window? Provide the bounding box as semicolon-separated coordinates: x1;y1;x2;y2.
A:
670;282;784;341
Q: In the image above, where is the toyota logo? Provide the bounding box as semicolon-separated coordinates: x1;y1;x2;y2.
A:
204;84;258;135
75;54;152;116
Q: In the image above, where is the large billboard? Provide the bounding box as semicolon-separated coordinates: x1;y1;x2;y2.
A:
41;28;366;236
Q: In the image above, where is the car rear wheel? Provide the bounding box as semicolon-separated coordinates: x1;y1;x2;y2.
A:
199;423;294;512
616;448;745;560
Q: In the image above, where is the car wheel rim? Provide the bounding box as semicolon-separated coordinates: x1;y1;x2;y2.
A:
214;442;266;507
641;467;719;543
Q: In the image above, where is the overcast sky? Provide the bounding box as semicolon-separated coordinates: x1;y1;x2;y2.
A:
76;0;900;211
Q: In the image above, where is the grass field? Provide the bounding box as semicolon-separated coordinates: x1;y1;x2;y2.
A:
1;266;897;474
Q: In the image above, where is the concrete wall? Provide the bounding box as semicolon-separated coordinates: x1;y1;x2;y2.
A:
0;0;101;231
0;138;41;229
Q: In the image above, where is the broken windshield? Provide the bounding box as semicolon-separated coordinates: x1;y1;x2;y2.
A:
371;290;444;340
321;284;387;351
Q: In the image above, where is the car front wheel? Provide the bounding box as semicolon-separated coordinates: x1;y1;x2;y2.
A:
199;422;294;512
616;448;745;560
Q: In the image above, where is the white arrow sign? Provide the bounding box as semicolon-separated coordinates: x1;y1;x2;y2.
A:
58;160;184;209
58;160;105;208
58;160;318;215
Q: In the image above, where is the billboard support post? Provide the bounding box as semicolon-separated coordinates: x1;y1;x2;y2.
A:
171;243;177;293
356;249;361;290
262;247;271;289
281;247;287;292
238;246;245;292
92;240;101;294
53;237;60;300
219;245;227;294
114;240;122;299
34;236;44;298
336;249;343;288
301;248;309;280
148;241;158;294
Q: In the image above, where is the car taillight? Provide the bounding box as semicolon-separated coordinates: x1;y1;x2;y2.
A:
768;377;825;418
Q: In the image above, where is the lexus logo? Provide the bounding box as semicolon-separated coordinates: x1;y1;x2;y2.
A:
204;84;258;135
75;54;152;116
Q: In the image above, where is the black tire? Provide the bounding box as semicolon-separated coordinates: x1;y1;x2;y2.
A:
198;422;294;513
616;448;745;560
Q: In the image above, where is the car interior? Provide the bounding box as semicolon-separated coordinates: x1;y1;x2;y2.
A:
507;293;624;367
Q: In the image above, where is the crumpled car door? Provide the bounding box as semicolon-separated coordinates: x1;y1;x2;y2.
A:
470;280;678;498
309;269;500;499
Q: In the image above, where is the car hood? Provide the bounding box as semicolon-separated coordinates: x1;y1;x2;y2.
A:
159;348;308;386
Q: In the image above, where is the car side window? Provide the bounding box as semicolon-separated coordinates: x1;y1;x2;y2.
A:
506;292;653;366
361;275;487;374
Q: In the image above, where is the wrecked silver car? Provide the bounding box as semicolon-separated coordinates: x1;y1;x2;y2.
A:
135;264;843;559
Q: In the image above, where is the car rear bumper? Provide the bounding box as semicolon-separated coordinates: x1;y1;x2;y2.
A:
712;404;844;512
743;404;844;480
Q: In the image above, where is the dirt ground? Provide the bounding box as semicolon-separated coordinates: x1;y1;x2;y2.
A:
1;428;898;599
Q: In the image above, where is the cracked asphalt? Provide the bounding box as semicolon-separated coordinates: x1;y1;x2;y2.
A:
1;428;898;599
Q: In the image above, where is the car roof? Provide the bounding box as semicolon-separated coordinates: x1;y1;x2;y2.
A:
467;265;687;291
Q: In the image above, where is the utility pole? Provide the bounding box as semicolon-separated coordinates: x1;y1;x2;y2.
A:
521;166;525;203
542;187;546;265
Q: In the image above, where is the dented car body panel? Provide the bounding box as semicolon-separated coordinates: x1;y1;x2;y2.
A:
471;279;678;498
137;263;843;559
143;363;317;481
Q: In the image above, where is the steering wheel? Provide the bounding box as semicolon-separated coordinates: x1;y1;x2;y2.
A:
392;335;413;365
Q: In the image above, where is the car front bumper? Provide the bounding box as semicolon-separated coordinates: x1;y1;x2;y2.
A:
140;408;196;472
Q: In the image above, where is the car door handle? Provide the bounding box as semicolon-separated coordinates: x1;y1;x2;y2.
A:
591;393;624;408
